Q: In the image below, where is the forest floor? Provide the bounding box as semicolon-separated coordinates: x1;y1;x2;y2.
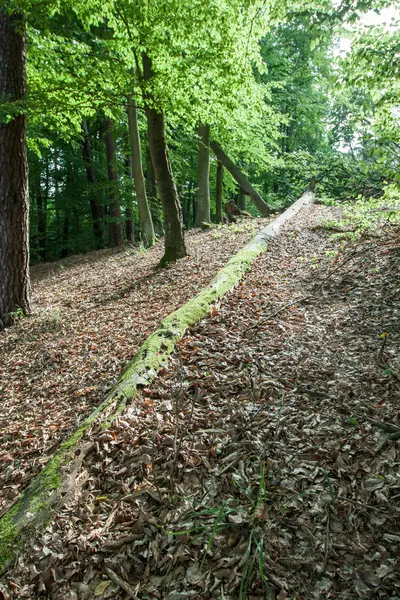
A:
1;204;400;600
0;218;265;515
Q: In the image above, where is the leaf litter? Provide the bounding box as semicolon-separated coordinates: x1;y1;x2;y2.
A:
0;220;264;516
1;205;400;599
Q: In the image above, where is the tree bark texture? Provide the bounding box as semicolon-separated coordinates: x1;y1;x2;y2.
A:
82;118;103;249
127;94;155;248
142;53;186;264
210;141;271;216
216;161;223;224
0;11;31;324
104;119;124;247
194;124;211;227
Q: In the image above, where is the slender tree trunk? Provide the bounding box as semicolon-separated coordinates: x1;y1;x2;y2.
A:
0;11;30;324
142;52;186;264
82;118;103;249
146;143;164;236
194;124;211;227
60;160;73;259
36;176;46;261
216;161;224;224
60;212;69;259
104;118;124;247
127;93;155;247
210;140;270;216
124;152;135;243
238;188;246;210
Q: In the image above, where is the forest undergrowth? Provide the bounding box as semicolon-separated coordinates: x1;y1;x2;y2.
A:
2;204;400;599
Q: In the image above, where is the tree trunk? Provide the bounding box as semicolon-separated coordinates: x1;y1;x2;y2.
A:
60;212;69;259
146;143;164;236
142;52;186;265
82;118;103;249
194;124;211;227
216;161;224;224
36;177;46;261
127;93;155;248
104;118;124;247
210;140;270;216
238;188;246;210
124;152;135;243
60;159;74;259
0;11;31;324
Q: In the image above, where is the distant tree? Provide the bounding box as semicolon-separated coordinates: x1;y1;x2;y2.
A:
104;118;124;247
0;10;31;325
127;93;155;248
195;124;211;227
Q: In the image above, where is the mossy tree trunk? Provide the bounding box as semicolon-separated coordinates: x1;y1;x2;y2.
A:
142;52;186;265
194;123;211;227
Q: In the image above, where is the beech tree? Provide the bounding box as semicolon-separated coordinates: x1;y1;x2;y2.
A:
104;118;124;247
142;52;187;264
127;94;155;248
0;9;31;325
195;124;211;227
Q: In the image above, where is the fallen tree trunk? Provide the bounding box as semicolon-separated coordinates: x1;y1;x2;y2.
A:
0;187;314;575
210;140;271;216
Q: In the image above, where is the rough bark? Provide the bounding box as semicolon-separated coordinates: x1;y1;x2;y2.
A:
142;53;186;264
216;161;223;224
210;140;271;216
82;118;103;249
194;124;211;227
0;11;31;324
104;119;124;247
127;94;155;248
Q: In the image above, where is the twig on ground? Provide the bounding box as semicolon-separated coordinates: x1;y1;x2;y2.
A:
104;567;139;599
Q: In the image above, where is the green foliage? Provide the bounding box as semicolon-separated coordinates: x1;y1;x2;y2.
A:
337;184;400;238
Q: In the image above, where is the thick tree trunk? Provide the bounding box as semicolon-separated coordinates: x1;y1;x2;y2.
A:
238;188;246;210
104;119;124;247
0;12;31;324
216;161;224;224
82;118;103;249
142;53;186;265
127;94;155;248
210;140;271;216
146;143;164;236
194;124;211;227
